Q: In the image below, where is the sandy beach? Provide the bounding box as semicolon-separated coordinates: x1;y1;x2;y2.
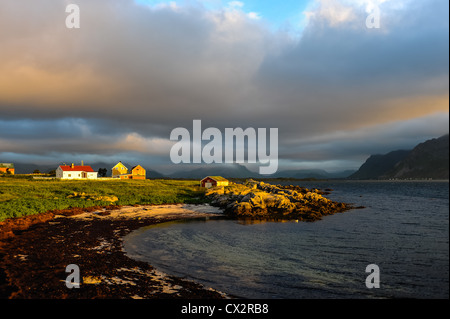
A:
0;204;228;299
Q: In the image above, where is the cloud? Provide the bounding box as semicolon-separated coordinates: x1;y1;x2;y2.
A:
0;0;448;171
312;0;358;26
255;0;448;135
281;111;450;159
0;118;173;158
247;12;261;20
1;0;271;124
228;1;244;8
113;133;174;155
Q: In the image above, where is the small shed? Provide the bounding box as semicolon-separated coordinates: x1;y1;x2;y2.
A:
200;176;229;188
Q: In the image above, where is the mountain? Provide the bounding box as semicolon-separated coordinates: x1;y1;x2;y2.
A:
13;163;57;174
350;134;449;180
168;164;260;179
10;160;354;180
384;134;449;179
274;169;356;179
168;164;356;179
329;170;358;178
274;169;329;179
349;150;411;179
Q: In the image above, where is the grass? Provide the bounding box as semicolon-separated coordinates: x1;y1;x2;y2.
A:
0;176;206;222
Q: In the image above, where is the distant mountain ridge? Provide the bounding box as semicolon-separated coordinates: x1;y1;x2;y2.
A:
350;134;449;180
272;169;355;179
349;150;411;179
167;165;354;179
384;134;449;179
9;135;448;180
9;161;354;180
167;164;258;179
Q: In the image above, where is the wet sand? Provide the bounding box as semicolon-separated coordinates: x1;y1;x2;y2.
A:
0;204;228;299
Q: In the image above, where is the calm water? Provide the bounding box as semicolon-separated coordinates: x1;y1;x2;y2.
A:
124;181;449;299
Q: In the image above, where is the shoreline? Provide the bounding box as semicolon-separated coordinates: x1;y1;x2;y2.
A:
0;204;229;299
0;181;359;299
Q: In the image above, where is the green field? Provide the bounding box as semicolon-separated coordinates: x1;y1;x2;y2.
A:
0;176;206;222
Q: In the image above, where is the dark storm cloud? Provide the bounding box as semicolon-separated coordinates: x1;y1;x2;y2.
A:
254;0;449;136
0;0;448;170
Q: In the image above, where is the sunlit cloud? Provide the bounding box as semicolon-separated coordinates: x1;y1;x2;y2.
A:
0;0;448;173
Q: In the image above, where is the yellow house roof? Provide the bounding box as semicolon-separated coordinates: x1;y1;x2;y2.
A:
112;161;128;169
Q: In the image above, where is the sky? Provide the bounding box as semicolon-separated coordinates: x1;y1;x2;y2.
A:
134;0;312;30
0;0;448;174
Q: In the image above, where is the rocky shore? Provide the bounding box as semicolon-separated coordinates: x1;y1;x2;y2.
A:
207;180;357;221
0;180;360;299
0;204;227;299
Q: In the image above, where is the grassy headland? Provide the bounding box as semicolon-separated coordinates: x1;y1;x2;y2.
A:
0;176;205;222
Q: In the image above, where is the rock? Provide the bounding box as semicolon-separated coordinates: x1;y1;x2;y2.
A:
95;195;119;203
249;194;266;209
234;202;253;216
205;180;353;221
206;187;224;196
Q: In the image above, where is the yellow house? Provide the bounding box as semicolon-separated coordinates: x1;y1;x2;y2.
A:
112;162;128;177
131;165;146;180
112;162;146;179
0;163;15;175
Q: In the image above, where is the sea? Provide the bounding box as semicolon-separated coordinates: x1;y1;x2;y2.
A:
123;180;449;299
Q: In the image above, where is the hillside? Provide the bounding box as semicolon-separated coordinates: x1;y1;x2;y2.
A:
168;164;355;179
350;134;449;180
384;134;449;179
168;164;259;179
349;150;411;179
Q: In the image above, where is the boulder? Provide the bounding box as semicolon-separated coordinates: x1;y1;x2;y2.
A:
205;180;354;221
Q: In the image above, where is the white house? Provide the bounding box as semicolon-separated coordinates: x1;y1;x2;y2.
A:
56;163;98;180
